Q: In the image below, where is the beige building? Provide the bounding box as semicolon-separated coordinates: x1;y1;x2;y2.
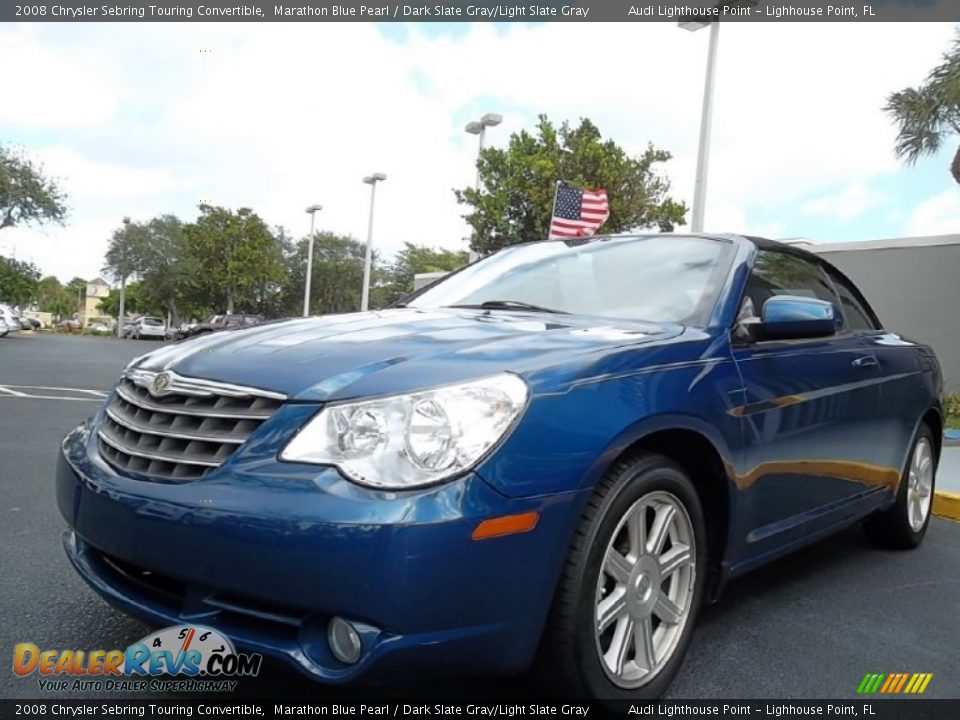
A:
82;277;111;327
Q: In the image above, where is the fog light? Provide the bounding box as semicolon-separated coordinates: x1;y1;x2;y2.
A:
328;616;362;664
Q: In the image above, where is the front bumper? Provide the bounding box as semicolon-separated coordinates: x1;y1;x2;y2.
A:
57;419;586;682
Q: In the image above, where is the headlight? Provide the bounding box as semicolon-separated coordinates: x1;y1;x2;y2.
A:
280;373;529;489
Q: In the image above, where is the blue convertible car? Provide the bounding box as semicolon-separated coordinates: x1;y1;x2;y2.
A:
57;234;943;698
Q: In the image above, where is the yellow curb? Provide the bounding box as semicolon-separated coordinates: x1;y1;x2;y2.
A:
933;491;960;522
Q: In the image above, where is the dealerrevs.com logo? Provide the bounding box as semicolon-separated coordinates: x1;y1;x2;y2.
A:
13;625;262;693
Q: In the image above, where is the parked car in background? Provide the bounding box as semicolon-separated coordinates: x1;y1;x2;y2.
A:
0;304;20;334
126;317;167;340
175;320;199;336
56;319;83;333
175;313;264;340
56;234;943;700
87;322;112;335
18;317;39;330
118;319;135;337
0;318;8;337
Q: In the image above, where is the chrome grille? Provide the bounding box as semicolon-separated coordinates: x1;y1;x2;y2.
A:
98;370;285;482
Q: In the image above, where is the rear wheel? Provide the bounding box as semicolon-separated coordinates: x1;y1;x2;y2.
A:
864;423;936;549
542;453;706;699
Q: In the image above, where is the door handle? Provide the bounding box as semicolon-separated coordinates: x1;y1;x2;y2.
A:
852;355;879;369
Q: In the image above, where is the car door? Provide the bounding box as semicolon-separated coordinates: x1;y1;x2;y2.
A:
820;263;934;493
730;248;884;560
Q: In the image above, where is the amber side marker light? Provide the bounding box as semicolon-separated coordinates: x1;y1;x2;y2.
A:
472;511;540;540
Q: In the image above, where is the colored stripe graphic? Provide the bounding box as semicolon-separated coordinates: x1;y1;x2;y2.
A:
857;673;932;694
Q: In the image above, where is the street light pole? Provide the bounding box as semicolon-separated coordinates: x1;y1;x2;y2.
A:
464;113;502;260
679;1;755;232
303;204;322;317
360;174;387;312
116;216;130;338
690;21;719;233
465;112;502;192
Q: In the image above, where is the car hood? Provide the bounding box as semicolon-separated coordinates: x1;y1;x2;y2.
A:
130;308;684;401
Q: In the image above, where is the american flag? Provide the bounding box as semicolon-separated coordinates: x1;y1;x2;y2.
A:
548;183;610;239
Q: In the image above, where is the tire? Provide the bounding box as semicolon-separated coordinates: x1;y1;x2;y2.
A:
541;453;707;700
864;423;937;550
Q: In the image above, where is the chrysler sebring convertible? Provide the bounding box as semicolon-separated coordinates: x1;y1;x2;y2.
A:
57;234;943;698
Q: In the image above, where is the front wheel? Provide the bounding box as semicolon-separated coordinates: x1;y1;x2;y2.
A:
864;423;937;549
542;453;706;700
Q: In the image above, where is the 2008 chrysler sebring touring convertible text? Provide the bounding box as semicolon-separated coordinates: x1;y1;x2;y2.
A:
57;234;943;698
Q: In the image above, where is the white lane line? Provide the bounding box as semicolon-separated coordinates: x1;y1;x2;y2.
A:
0;395;103;402
0;385;108;397
0;384;108;401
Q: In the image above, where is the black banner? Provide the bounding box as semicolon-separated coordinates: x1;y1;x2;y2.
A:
3;0;960;23
2;700;958;720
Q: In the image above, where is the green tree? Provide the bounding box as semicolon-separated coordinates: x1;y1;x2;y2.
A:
130;215;189;324
376;243;469;305
103;219;148;283
283;232;371;316
56;276;88;319
238;225;294;318
65;277;87;305
97;281;157;318
455;115;687;254
0;144;68;231
183;205;285;314
35;275;76;317
0;257;41;305
886;32;960;184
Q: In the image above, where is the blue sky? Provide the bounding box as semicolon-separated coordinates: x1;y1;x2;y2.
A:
1;21;958;282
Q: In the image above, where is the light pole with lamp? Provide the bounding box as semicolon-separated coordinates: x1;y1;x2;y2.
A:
679;1;757;233
116;216;131;338
303;204;322;317
678;19;719;234
360;174;387;312
464;113;502;191
464;113;502;260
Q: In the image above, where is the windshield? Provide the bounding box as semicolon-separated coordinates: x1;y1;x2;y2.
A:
409;235;732;324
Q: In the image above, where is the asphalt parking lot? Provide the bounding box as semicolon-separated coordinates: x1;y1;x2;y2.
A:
1;332;958;700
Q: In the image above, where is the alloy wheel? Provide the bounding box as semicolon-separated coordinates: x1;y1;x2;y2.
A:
594;490;696;688
907;437;934;532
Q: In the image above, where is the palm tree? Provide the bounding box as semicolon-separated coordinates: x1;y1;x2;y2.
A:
885;34;960;184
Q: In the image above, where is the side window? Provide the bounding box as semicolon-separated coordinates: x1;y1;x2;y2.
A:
744;250;841;319
823;266;878;332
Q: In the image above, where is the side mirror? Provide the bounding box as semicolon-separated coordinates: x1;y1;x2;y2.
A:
748;296;840;341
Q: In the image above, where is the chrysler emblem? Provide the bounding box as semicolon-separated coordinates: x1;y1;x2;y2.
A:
152;372;171;395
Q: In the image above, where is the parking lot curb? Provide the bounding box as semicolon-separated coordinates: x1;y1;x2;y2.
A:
933;491;960;522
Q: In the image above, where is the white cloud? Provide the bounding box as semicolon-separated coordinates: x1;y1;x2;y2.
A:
0;20;957;281
0;29;119;128
0;147;186;281
801;182;881;222
906;189;960;237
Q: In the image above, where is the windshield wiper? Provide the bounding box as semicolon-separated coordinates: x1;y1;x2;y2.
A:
448;300;568;314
